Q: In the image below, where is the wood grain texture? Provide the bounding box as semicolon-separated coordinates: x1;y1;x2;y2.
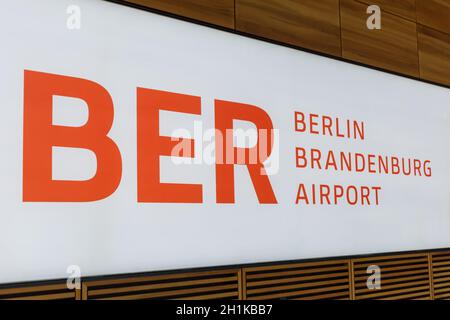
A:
124;0;235;28
340;0;419;77
235;0;341;56
357;0;416;20
418;25;450;86
417;0;450;35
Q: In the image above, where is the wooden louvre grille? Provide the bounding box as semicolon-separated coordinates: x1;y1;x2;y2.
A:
431;250;450;299
352;253;431;300
81;268;241;300
5;250;450;300
242;260;351;300
0;280;79;300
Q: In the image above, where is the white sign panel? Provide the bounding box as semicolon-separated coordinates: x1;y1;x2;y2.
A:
1;0;450;283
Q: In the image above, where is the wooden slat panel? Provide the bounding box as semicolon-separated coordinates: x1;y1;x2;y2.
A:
357;0;416;20
88;275;237;296
355;256;427;268
434;278;450;287
124;0;235;28
352;253;427;262
235;0;341;56
1;250;448;300
178;291;237;300
340;0;419;77
97;284;237;300
355;268;427;281
245;259;349;272
295;291;350;300
6;292;77;301
418;25;450;87
243;260;351;300
249;272;350;287
246;265;348;279
356;279;429;294
431;251;450;300
0;281;78;300
82;269;241;300
354;263;429;275
247;277;349;294
352;253;431;300
417;0;450;35
83;269;235;287
355;274;429;287
377;290;429;300
250;284;349;300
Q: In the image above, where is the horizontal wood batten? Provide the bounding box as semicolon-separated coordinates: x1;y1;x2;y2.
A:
352;253;431;300
0;281;79;300
81;269;241;300
243;259;351;300
3;249;450;300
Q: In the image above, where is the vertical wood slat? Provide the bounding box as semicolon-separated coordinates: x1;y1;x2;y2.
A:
430;251;450;300
82;282;88;300
240;269;247;300
428;253;434;300
349;260;356;300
